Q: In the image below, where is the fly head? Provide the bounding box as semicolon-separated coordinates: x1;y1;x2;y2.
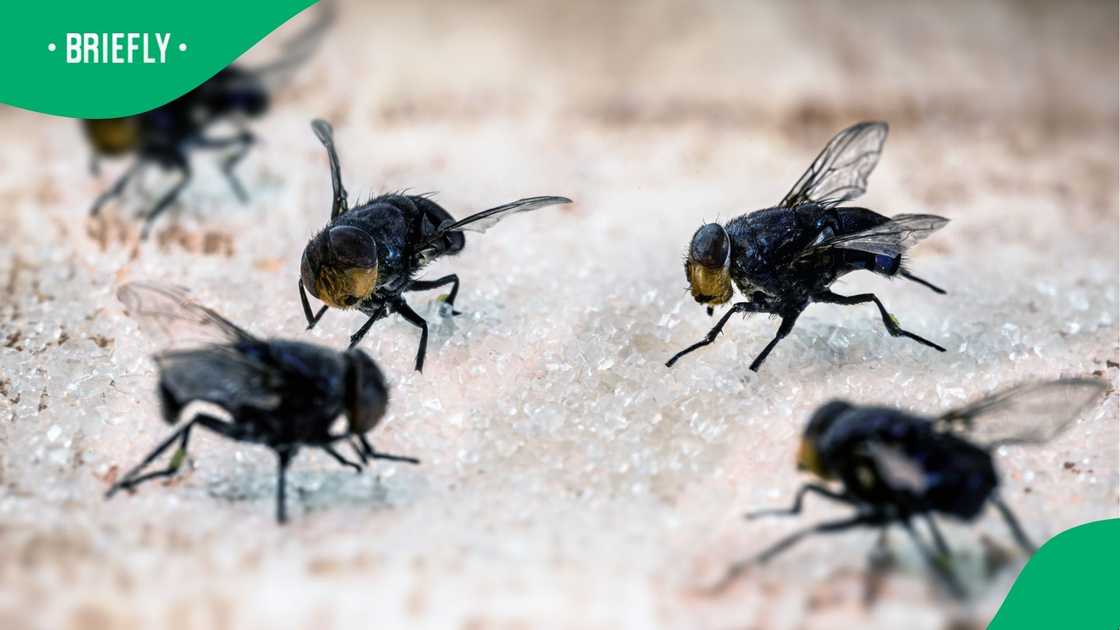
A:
685;223;733;306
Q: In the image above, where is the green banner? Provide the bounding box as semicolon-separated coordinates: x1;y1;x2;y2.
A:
989;518;1119;629
0;0;316;118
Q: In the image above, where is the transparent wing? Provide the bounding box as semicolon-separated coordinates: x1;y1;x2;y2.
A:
157;347;283;412
791;214;948;264
780;121;889;208
119;283;283;412
311;119;348;220
248;0;336;94
862;441;929;494
433;196;571;236
117;283;258;349
415;195;570;260
936;379;1108;447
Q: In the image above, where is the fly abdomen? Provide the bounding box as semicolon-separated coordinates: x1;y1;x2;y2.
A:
922;443;998;520
831;208;903;275
874;253;902;276
840;250;902;276
836;207;891;234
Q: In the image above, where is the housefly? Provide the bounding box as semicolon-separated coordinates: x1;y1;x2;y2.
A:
105;283;418;523
85;3;333;237
668;122;948;372
711;378;1108;596
298;119;571;372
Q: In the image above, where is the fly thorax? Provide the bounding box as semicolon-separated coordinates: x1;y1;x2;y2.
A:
732;275;765;298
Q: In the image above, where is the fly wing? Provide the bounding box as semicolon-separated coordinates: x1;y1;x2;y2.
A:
247;0;335;94
792;213;948;262
862;441;930;494
780;121;889;209
118;283;284;412
433;196;571;235
157;347;284;412
415;195;571;260
936;379;1108;447
117;283;258;349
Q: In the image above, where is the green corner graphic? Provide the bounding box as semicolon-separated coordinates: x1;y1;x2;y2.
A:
0;0;316;118
989;518;1120;629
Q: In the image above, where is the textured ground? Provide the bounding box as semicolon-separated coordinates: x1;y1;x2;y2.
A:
0;1;1117;629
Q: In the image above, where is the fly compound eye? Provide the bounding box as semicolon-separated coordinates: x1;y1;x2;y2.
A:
328;225;378;269
300;250;321;300
690;223;729;268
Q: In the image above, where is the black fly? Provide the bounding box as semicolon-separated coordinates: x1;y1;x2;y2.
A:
298;119;571;372
667;122;948;372
105;283;418;524
85;3;332;237
711;378;1107;596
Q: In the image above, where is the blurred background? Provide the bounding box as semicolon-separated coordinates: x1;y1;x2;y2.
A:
0;1;1116;629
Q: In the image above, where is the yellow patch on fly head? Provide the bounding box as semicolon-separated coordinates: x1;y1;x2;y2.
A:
856;465;877;489
687;261;733;305
84;118;140;155
796;438;832;479
316;266;378;309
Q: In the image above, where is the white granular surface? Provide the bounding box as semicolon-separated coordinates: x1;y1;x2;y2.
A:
0;2;1116;629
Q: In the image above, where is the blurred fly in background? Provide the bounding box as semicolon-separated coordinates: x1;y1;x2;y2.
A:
106;283;418;523
84;2;334;237
668;122;949;372
298;119;571;372
711;378;1108;597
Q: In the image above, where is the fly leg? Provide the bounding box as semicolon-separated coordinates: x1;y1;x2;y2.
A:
901;519;966;599
105;417;197;498
321;444;363;474
899;269;946;295
197;129;255;203
923;514;952;558
743;483;856;519
90;159;144;216
707;511;887;594
407;274;462;317
356;434;420;465
274;446;297;524
347;305;390;350
393;300;430;372
666;301;770;368
748;308;803;372
990;494;1036;554
348;437;368;464
864;527;895;606
141;152;192;239
299;279;329;330
220;131;254;203
814;290;946;352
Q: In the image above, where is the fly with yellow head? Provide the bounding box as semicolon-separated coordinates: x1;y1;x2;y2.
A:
298;119;571;373
709;379;1107;598
83;2;334;237
669;122;949;373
